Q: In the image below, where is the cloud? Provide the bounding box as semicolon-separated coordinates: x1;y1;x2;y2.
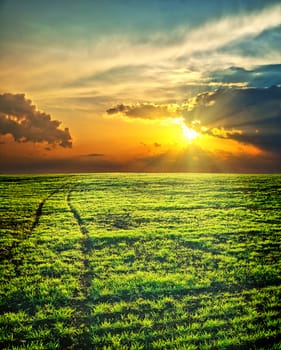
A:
154;142;161;148
107;85;281;155
175;3;281;61
208;64;281;88
107;103;178;120
0;93;72;147
183;86;281;153
85;153;105;157
1;2;280;112
218;25;281;60
68;64;150;88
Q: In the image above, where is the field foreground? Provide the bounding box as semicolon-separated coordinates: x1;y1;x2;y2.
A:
0;174;280;349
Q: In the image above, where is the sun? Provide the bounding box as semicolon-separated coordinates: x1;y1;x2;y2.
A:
181;124;199;142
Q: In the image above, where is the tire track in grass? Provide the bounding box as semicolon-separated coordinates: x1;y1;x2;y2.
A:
66;186;94;349
31;185;67;232
1;183;93;350
0;184;67;265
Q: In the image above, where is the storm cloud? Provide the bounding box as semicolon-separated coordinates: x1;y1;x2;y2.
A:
184;86;281;153
107;86;281;154
0;93;72;147
208;64;281;88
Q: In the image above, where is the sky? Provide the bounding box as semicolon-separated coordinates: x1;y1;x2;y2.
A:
0;0;280;173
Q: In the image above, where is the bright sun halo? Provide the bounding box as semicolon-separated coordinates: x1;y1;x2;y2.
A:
182;124;199;142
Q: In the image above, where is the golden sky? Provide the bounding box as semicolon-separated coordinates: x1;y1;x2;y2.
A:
0;0;281;173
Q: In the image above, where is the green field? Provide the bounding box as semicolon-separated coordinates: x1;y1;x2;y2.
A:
0;174;280;349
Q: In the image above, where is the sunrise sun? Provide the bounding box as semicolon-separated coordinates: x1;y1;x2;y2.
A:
181;124;199;142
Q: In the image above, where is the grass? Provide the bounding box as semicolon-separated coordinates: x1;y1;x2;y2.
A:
0;173;280;349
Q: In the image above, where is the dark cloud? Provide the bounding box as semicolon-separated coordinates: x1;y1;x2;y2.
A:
0;93;72;147
154;142;161;148
184;86;281;153
107;103;176;119
208;64;281;88
85;153;105;157
106;86;281;154
107;104;127;115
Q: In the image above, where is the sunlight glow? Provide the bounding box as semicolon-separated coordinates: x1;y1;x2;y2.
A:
181;124;199;142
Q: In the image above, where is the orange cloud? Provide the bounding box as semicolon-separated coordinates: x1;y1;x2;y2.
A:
107;103;178;120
